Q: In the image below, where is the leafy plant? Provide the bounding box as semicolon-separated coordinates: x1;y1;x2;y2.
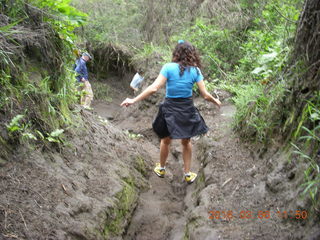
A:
132;42;171;64
6;114;37;141
98;116;109;125
72;0;143;45
46;129;65;143
31;0;87;46
235;0;301;82
232;81;285;142
292;143;320;207
22;132;37;141
193;80;219;96
6;114;25;133
290;93;320;207
0;20;23;67
124;130;143;140
174;18;241;79
92;82;112;102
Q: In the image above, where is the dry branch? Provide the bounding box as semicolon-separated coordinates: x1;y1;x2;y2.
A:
222;177;233;187
18;209;28;232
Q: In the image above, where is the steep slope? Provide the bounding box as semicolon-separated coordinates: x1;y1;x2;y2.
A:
0;108;153;239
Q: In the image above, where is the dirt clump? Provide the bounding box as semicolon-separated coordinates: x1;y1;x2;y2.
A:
0;108;153;240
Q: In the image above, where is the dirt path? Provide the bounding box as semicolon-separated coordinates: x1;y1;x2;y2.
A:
93;88;224;238
92;82;315;240
92;82;208;239
0;77;316;240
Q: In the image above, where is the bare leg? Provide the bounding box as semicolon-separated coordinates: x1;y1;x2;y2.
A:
83;81;94;107
80;86;85;106
181;138;192;173
160;137;171;168
79;81;86;106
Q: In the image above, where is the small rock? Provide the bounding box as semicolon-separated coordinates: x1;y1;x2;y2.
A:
246;165;257;177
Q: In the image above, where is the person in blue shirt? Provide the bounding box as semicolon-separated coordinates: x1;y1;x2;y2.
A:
121;40;221;184
75;52;94;108
75;52;91;82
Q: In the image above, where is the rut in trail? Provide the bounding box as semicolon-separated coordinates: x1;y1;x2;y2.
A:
93;78;317;240
94;90;213;239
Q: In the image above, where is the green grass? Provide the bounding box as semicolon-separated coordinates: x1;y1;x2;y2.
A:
290;93;320;208
103;176;138;238
231;81;285;143
92;81;112;102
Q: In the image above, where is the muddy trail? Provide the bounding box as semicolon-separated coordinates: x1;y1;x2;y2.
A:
0;75;318;240
91;78;319;240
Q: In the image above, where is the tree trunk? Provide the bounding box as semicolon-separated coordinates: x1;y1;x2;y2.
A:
293;0;320;92
282;0;320;139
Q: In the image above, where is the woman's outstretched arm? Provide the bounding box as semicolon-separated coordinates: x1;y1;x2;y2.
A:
121;74;167;107
196;80;221;108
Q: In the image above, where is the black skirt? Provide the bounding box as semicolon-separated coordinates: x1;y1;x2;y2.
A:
152;98;208;139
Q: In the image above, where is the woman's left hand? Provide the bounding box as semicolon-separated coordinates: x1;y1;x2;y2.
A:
120;98;135;107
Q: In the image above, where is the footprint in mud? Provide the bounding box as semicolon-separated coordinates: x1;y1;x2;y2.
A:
171;181;187;198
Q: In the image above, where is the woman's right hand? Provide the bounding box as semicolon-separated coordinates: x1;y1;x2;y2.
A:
214;98;221;108
120;98;135;107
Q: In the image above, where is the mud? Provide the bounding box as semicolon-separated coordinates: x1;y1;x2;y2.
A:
92;77;319;239
0;105;153;240
0;75;319;240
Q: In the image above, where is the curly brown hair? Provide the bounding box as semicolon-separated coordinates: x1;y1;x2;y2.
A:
172;41;202;76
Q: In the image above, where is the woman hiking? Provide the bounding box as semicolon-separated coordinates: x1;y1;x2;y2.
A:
121;40;221;184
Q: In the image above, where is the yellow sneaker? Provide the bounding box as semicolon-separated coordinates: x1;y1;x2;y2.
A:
185;172;197;184
154;163;165;178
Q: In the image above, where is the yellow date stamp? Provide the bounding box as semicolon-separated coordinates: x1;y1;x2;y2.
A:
208;210;308;220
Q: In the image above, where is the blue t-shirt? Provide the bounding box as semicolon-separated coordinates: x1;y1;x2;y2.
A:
75;58;89;82
160;62;203;98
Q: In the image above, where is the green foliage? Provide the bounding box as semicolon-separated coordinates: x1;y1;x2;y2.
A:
0;20;22;68
46;129;65;143
72;0;143;44
235;0;301;82
124;130;143;140
232;81;285;142
132;42;171;64
6;114;38;142
290;93;320;207
0;0;87;155
104;177;137;238
292;94;320;142
31;0;87;46
1;68;74;147
134;156;146;176
0;72;19;109
97;116;109;125
174;18;241;79
192;80;220;97
28;0;88;97
171;0;301;85
92;81;112;102
224;0;303;144
2;0;28;19
239;0;264;11
292;143;319;207
6;112;65;144
6;114;25;133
